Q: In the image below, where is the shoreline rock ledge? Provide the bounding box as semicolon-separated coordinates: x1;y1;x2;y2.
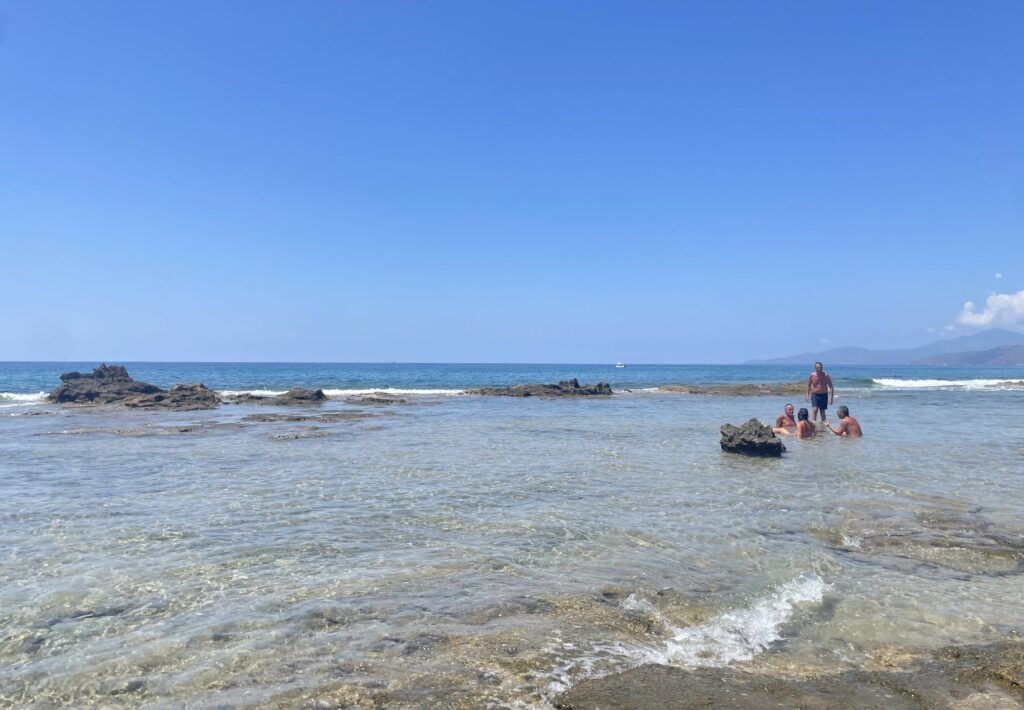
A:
720;418;785;457
469;379;612;397
48;364;221;410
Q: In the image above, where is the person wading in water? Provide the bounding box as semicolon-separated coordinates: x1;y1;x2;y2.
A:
805;361;834;425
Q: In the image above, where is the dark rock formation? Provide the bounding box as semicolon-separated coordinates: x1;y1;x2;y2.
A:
48;364;220;410
720;418;785;457
661;381;805;396
123;383;221;411
469;379;613;398
345;394;407;405
49;364;163;404
228;388;327;405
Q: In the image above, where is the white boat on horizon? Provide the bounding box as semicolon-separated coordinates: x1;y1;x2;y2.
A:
615;362;627;368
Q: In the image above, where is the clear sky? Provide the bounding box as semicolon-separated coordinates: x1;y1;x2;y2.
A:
2;1;1022;363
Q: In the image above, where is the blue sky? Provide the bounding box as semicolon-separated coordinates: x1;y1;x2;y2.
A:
2;1;1022;362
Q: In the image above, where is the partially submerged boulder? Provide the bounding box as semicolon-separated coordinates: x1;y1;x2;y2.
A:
720;418;785;457
229;388;327;405
48;364;221;410
469;379;612;398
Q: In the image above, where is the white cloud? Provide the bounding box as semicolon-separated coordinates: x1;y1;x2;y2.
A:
957;289;1024;327
995;272;1003;279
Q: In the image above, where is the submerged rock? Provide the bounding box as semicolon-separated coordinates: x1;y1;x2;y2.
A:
720;418;785;457
48;364;221;410
229;388;327;405
469;379;612;398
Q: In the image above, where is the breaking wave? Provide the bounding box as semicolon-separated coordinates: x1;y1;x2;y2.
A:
872;378;1024;390
543;574;829;698
0;392;47;408
219;388;466;398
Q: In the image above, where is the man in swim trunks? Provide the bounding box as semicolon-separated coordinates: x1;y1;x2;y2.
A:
827;405;862;437
805;361;834;425
775;403;796;429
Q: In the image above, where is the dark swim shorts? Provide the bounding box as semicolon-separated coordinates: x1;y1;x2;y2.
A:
811;391;829;410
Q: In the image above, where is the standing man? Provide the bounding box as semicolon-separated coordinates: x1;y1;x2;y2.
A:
805;361;834;425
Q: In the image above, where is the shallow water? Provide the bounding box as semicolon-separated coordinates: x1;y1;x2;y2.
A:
2;366;1023;708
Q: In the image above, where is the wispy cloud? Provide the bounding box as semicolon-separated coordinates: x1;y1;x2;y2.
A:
995;272;1004;279
957;289;1024;327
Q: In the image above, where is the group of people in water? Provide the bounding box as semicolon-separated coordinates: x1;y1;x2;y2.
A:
772;361;863;438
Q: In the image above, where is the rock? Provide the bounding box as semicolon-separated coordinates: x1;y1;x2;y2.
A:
555;639;1024;710
229;388;327;405
469;379;613;398
660;381;806;396
47;365;220;410
720;418;785;457
123;383;221;411
49;364;164;405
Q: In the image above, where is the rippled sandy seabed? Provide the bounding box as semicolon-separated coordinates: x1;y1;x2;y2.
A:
2;388;1023;708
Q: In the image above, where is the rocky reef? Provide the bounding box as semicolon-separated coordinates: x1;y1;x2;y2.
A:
661;381;806;396
469;379;612;397
228;388;327;405
720;418;785;456
47;364;221;410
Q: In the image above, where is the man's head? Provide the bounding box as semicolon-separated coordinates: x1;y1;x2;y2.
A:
784;403;794;417
837;405;850;418
815;361;823;371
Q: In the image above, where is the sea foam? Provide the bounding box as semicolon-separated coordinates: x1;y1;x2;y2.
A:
0;392;47;407
873;378;1024;390
542;574;828;698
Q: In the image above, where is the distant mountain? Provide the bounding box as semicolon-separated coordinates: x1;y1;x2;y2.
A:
746;329;1024;366
913;344;1024;366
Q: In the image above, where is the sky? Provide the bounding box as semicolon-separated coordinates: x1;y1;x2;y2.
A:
1;1;1022;363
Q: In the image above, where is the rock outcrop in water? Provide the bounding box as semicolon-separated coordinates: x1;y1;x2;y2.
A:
47;364;221;410
719;418;785;456
661;381;806;396
228;388;327;405
469;379;612;397
555;639;1024;709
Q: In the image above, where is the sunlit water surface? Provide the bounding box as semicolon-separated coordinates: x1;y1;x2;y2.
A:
1;368;1023;708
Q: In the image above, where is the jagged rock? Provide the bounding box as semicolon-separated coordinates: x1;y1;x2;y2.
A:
469;379;613;397
123;383;221;411
229;388;327;405
49;364;163;404
48;364;220;410
720;418;785;457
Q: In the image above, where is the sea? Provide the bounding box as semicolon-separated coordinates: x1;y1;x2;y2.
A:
2;362;1023;708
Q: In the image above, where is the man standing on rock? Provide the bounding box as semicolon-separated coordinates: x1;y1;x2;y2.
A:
805;361;834;425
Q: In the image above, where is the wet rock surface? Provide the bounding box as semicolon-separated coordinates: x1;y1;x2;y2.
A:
469;379;613;398
661;381;806;396
720;418;786;457
228;388;327;405
48;365;221;410
555;639;1024;710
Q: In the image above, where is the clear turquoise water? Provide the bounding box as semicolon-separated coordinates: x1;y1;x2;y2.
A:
1;363;1023;708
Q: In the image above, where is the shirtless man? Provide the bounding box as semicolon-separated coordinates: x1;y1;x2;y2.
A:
805;361;834;425
775;403;796;429
774;407;815;438
827;405;862;437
